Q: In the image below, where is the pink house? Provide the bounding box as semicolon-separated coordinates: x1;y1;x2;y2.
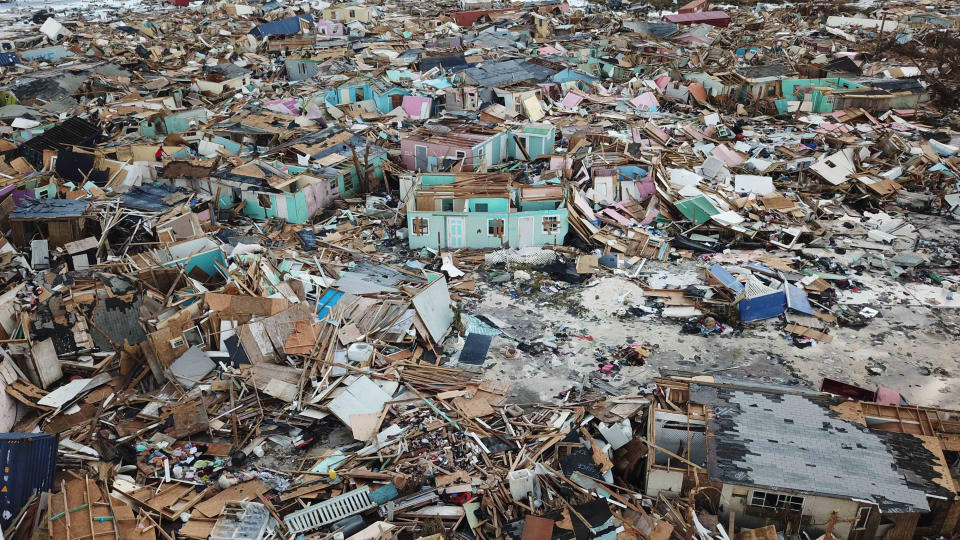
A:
316;19;345;36
400;124;505;172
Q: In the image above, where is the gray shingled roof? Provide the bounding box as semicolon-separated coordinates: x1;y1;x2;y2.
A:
462;59;558;87
692;382;954;513
11;198;90;220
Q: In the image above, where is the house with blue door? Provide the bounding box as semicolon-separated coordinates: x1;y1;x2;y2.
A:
405;172;568;249
400;121;555;172
325;77;411;114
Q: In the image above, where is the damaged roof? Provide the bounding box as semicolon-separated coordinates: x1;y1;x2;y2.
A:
11;198;90;219
691;382;955;513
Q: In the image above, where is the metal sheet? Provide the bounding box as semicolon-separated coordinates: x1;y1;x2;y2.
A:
411;277;453;343
0;433;57;529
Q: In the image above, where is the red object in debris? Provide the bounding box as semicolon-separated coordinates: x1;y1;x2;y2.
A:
662;10;731;28
677;0;707;14
450;9;516;27
449;493;472;504
171;0;189;6
820;378;903;406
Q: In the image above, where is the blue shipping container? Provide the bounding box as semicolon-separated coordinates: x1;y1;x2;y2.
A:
0;433;57;528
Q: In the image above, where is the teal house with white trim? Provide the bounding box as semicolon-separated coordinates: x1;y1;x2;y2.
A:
405;172;568;249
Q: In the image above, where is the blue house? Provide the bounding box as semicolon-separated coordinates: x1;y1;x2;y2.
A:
405;172;568;249
326;77;410;114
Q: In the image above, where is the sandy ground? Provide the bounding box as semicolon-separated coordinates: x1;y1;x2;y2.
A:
462;266;960;410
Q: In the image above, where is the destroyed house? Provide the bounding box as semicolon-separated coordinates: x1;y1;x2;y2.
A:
321;4;375;23
400;122;555;172
249;13;314;38
9;198;91;249
194;63;252;96
326;77;411;114
18;116;101;169
778;77;926;114
644;377;960;540
284;58;324;82
460;59;559;90
212;162;334;224
733;63;799;100
405;172;568;249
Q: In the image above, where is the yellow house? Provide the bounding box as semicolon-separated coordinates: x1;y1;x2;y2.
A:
321;4;374;23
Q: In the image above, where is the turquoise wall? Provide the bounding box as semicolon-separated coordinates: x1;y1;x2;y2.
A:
241;190;310;224
407;209;568;249
164;249;227;279
781;78;864;97
468;198;508;212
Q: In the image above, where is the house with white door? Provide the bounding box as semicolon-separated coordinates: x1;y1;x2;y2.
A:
404;172;568;249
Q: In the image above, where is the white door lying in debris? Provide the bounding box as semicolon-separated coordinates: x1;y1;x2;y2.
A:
518;216;535;248
446;217;465;248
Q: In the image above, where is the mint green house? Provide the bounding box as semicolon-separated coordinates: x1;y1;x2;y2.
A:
405;173;568;249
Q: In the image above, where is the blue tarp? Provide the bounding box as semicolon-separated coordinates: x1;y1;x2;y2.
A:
249;13;313;37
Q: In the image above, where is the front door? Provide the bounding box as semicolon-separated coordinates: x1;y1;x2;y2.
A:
518;216;535;248
446;217;465;248
415;145;428;171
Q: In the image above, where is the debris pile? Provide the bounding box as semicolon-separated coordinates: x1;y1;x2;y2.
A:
0;0;958;538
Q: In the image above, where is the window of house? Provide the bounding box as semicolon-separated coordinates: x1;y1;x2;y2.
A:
477;147;485;168
349;9;355;17
487;218;504;237
455;150;466;160
854;507;871;530
542;215;560;234
342;174;356;194
412;217;429;236
258;193;272;209
749;491;804;512
441;199;454;212
475;203;489;212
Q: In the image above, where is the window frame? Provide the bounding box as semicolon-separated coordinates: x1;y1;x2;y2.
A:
854;506;871;530
749;490;804;513
541;215;561;234
487;218;503;237
412;216;429;236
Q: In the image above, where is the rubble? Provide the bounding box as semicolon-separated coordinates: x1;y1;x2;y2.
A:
0;0;958;538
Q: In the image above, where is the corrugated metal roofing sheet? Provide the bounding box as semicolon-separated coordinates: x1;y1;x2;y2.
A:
0;433;57;529
19;116;101;168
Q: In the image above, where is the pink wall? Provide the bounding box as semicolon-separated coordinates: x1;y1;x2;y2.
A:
401;96;432;119
304;180;335;216
400;137;476;170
